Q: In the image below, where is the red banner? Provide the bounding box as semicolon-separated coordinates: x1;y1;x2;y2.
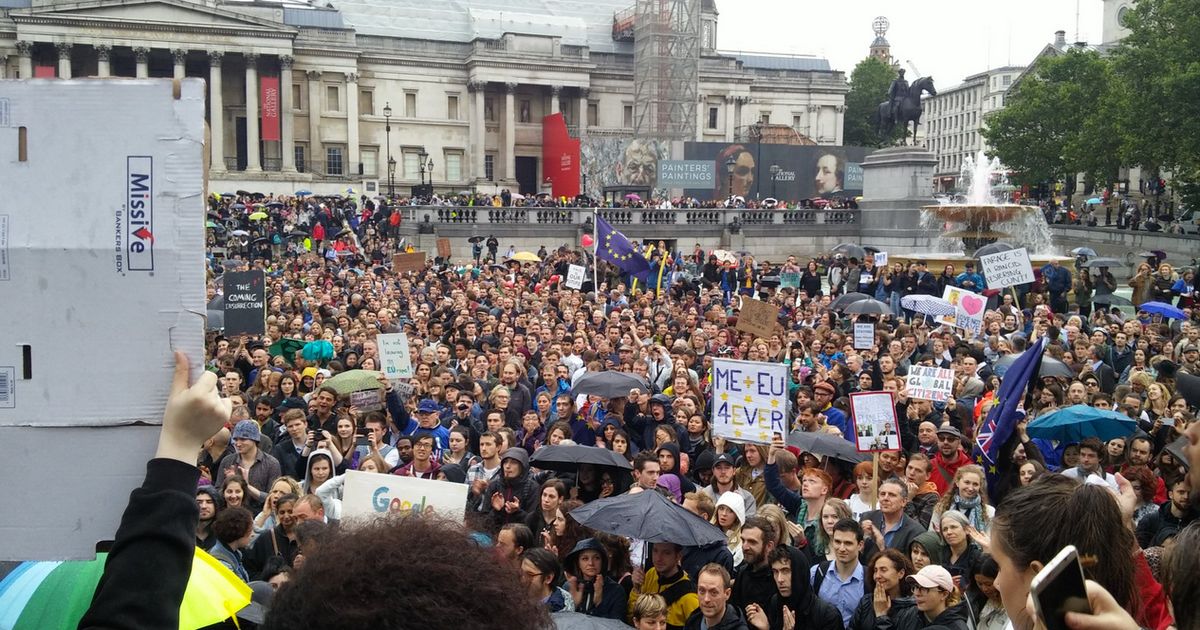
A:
541;112;580;198
260;76;280;142
33;66;56;78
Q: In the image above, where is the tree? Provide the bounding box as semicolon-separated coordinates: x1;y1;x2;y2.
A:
843;57;900;147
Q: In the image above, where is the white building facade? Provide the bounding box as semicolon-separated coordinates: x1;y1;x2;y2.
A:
0;0;848;195
925;65;1024;192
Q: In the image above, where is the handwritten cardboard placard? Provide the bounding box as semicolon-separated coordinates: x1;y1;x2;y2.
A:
905;365;955;403
393;252;427;274
779;272;800;290
853;323;875;350
342;470;468;521
979;247;1034;289
736;298;779;338
565;264;586;290
874;252;888;267
437;238;452;259
349;388;383;412
711;358;788;444
850;391;900;452
938;286;985;336
377;333;413;381
223;270;266;336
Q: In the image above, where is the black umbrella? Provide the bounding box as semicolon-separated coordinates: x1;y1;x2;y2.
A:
1083;258;1122;269
568;489;726;546
251;237;270;246
1178;372;1200;409
843;299;892;315
530;444;633;473
551;612;633;630
787;431;870;464
973;242;1015;258
206;295;224;330
570;371;651;399
468;236;485;244
236;189;251;197
831;243;867;260
1092;294;1133;307
1039;357;1076;379
287;231;309;240
829;292;870;312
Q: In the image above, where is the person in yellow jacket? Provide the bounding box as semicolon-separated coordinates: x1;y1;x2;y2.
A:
627;542;699;630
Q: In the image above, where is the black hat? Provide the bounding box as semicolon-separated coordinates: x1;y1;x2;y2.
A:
936;425;965;441
712;453;737;468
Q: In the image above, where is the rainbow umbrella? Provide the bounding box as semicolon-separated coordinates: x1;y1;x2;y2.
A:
0;548;251;630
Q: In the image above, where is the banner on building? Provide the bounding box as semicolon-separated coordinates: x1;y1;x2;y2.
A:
657;160;716;188
542;113;580;198
260;76;280;142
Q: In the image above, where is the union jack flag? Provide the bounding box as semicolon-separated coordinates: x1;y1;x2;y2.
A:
974;337;1045;491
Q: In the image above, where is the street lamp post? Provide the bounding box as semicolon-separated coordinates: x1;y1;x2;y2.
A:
417;149;429;186
383;102;393;197
426;157;434;188
724;156;736;206
769;164;781;200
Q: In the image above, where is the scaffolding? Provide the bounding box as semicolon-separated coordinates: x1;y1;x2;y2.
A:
632;0;699;140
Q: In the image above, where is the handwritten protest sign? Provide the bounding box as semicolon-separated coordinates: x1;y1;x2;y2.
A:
377;333;413;380
979;247;1034;289
854;323;874;350
436;238;452;259
874;252;888;267
223;270;266;336
342;470;468;521
393;252;426;274
779;272;800;290
350;388;383;412
565;264;586;290
736;298;779;338
850;391;900;452
711;358;788;444
905;365;955;403
939;286;985;335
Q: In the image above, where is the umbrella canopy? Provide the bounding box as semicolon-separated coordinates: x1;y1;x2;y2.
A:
900;295;956;317
269;338;307;366
1039;356;1076;379
205;220;221;229
1137;250;1167;260
786;431;870;464
831;242;866;260
829;292;870;312
467;235;485;244
248;211;268;221
1070;247;1098;257
1082;258;1122;269
1027;404;1138;443
295;189;313;196
711;250;737;264
266;201;285;209
0;548;251;630
568;489;725;546
624;193;641;201
510;251;541;262
206;295;224;331
1139;301;1187;320
1092;293;1133;307
973;242;1015;258
552;612;637;630
230;229;250;237
231;202;246;210
1085;197;1103;205
1177;372;1200;408
843;299;892;315
322;369;385;395
570;371;651;399
530;444;634;473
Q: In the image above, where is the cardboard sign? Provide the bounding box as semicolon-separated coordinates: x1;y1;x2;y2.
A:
906;365;955;403
979;247;1034;289
436;238;452;259
938;286;985;336
853;323;875;350
850;391;900;452
349;388;383;412
377;333;413;381
874;252;888;267
223;270;267;336
565;264;586;290
711;358;788;444
779;272;800;290
736;298;780;338
342;470;469;521
393;252;427;274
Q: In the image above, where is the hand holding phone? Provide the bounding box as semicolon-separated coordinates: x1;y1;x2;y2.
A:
1030;545;1091;630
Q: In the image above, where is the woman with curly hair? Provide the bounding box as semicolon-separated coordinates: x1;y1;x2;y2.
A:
545;499;591;564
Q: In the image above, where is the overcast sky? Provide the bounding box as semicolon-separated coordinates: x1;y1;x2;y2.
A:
716;0;1104;86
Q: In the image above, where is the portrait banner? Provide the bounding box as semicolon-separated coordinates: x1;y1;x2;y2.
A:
850;391;900;452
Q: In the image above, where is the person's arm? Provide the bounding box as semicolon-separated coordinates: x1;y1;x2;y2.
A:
80;353;231;630
763;462;804;515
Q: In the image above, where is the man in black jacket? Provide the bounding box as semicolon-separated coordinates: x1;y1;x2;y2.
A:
859;478;926;563
730;517;778;612
745;544;843;630
1136;478;1196;549
481;447;540;531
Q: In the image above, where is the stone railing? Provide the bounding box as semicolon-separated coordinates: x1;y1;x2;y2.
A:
396;206;859;228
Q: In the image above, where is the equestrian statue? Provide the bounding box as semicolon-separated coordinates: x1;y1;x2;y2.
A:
873;69;937;146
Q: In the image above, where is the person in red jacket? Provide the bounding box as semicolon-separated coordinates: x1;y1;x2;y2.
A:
929;426;974;495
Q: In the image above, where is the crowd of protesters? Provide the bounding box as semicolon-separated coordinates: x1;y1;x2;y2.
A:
80;192;1200;630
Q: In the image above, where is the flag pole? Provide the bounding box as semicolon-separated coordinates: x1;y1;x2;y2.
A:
592;208;599;293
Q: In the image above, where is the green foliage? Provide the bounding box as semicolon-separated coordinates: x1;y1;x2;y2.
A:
844;57;901;147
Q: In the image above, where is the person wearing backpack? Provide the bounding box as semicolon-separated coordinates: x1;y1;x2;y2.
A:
810;518;866;628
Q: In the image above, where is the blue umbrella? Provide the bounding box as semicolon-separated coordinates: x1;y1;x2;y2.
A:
1085;197;1102;204
1027;404;1137;443
1139;301;1187;320
1070;247;1097;257
295;189;313;196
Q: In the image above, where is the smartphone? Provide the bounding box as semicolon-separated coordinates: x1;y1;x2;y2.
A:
1030;545;1091;630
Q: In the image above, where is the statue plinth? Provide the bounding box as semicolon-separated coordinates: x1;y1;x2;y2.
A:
858;146;937;252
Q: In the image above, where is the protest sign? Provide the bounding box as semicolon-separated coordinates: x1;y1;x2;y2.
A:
342;470;468;521
711;358;788;444
850;391;900;452
906;365;955;403
565;264;586;290
979;247;1034;289
436;238;452;259
377;333;413;381
939;285;985;335
853;323;874;350
736;298;779;338
393;252;426;274
779;272;800;290
223;270;266;336
874;252;888;267
349;388;383;412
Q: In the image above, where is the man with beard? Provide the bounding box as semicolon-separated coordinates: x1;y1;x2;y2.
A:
929;426;972;494
1136;479;1195;549
730;517;778;612
195;486;221;551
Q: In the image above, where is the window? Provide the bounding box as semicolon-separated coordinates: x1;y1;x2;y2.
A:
292;84;303;111
1003;75;1012;86
325;145;344;176
485;97;496;122
359;90;374;116
325;85;340;112
519;99;531;123
295;144;306;173
447;95;459;120
623;104;633;128
484;153;495;181
707;107;719;129
361;148;378;178
444;150;463;181
402;151;419;179
405;92;417;117
793;114;802;129
759;112;770;124
587;103;598;127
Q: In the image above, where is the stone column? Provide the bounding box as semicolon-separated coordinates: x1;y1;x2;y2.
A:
468;81;486;180
549;85;561;116
307;70;322;172
503;81;517;181
806;104;818;141
134;47;149;78
209;51;225;172
835;105;846;146
724;95;734;142
577;87;589;138
696;94;706;141
16;41;32;79
95;44;111;77
56;43;72;79
345;72;360;176
243;53;261;172
279;56;296;172
172;48;186;79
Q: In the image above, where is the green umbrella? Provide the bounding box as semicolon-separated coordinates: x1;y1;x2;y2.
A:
322;369;385;394
206;220;220;229
269;338;307;367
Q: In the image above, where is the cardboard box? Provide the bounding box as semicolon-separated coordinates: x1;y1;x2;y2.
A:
0;79;206;559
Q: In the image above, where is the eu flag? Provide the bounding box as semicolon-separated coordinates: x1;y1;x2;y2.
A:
974;336;1045;500
595;214;652;279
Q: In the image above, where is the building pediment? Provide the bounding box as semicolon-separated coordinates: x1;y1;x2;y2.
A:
11;0;295;37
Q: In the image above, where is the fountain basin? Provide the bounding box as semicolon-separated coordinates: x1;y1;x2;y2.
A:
921;204;1033;224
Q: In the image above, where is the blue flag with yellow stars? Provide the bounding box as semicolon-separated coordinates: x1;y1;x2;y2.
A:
974;336;1045;501
595;214;652;280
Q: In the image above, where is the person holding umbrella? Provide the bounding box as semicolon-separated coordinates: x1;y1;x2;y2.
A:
627;541;700;629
